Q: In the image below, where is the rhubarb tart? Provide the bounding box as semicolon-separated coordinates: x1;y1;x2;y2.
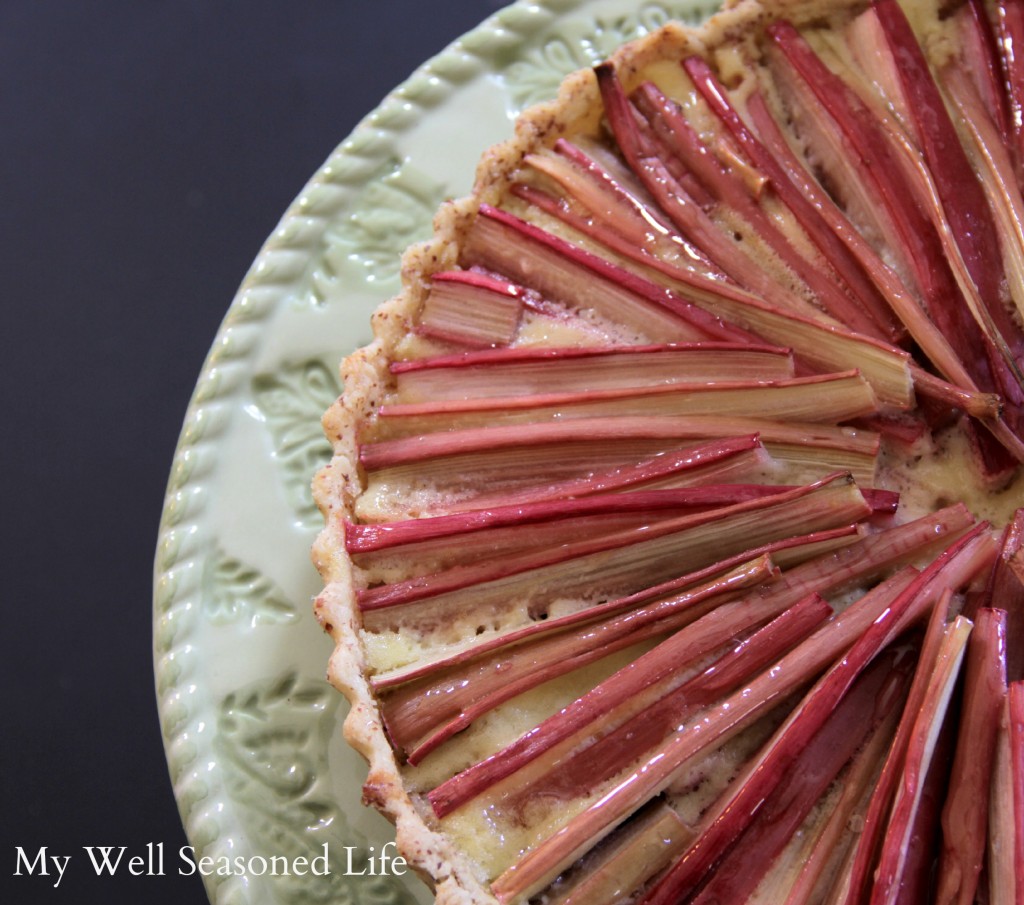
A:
312;1;1024;902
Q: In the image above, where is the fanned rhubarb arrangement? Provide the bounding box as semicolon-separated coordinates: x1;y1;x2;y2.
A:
312;1;1024;902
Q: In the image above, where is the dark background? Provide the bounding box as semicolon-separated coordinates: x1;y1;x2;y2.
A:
1;2;505;901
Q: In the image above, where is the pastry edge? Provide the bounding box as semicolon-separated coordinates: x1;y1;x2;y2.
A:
310;0;879;901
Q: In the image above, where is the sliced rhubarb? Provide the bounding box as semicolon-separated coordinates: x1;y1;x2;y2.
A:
348;483;804;554
871;0;1004;318
384;555;777;762
355;432;779;522
633;78;885;338
595;63;836;327
838;586;957;905
417;270;524;348
936;607;1008;905
431;593;831;819
946;71;1024;335
543;801;693;905
870;616;973;905
987;679;1024;905
426;514;928;813
468;204;914;409
743;87;985;400
775;12;1024;468
358;415;879;483
488;569;912;905
488;524;996;903
780;674;906;905
641;585;963;904
463;203;742;344
520;141;721;279
357;473;869;617
374;370;880;438
682;54;903;342
765;20;1000;394
389;342;794;401
682;647;912;905
374;525;857;694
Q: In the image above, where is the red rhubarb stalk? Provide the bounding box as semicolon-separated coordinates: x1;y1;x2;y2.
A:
743;88;983;400
463;203;744;343
390;342;795;401
839;587;958;905
510;180;724;290
488;570;913;905
765;19;1005;417
392;495;954;666
634;79;884;338
432;593;831;819
359;414;876;472
596;63;847;327
641;574;961;904
869;616;974;905
468;204;914;409
371;525;858;695
346;482;847;554
374;370;880;430
936;607;1009;905
520;141;721;278
386;556;777;762
781;681;906;905
357;473;869;614
684;647;913;905
490;525;996;904
945;71;1024;333
872;0;1006;325
683;54;902;341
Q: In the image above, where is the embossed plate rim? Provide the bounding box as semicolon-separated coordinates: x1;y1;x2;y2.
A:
152;2;718;904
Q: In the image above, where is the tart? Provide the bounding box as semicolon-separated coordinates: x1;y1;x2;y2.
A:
312;0;1024;902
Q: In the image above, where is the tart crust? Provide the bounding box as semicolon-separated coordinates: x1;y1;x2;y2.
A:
311;1;989;902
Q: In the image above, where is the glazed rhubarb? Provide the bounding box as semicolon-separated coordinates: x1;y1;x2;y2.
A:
312;3;1024;904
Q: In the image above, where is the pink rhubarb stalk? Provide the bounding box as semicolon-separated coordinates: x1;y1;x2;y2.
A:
389;342;795;401
634;79;885;339
468;204;914;409
431;593;831;818
463;203;744;343
641;573;968;904
384;556;777;762
683;54;902;341
417;269;524;348
374;370;880;432
489;524;996;904
357;473;869;615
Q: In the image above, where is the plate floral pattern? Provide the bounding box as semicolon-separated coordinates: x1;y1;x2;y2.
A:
152;2;719;903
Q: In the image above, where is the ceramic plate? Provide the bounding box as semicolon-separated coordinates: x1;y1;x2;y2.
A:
153;2;720;903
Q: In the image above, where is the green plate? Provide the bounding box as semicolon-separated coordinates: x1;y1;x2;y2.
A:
152;2;720;903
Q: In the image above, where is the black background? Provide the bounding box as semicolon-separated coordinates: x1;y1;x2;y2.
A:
1;2;506;901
